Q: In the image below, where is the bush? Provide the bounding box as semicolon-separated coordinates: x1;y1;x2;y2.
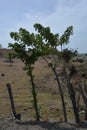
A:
69;65;77;76
73;58;84;63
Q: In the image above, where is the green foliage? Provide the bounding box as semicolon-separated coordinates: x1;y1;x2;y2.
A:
62;48;78;63
34;23;59;48
8;28;41;121
59;26;73;47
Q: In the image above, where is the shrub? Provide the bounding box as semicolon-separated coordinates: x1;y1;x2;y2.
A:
69;65;77;76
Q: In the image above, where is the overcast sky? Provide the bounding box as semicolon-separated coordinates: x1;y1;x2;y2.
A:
0;0;87;53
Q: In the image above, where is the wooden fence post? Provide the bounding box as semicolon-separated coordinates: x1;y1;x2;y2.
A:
6;83;21;120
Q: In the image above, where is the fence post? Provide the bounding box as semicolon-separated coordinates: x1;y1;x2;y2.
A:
6;83;21;120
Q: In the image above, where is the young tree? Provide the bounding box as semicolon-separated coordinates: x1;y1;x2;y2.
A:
33;23;67;122
8;23;80;123
8;28;42;121
8;25;67;122
33;23;80;123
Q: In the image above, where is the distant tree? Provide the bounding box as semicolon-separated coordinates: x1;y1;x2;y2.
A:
8;53;15;66
0;44;3;56
0;44;2;48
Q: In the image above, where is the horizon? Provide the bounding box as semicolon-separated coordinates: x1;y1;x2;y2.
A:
0;48;87;55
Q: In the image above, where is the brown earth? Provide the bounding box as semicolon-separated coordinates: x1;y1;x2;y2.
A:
0;49;87;127
0;118;87;130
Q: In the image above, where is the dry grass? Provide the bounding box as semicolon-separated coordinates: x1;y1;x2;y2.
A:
0;49;87;123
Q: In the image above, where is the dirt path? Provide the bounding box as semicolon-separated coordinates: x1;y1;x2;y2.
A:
0;118;87;130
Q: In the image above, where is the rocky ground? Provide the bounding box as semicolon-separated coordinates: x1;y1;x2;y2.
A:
0;118;87;130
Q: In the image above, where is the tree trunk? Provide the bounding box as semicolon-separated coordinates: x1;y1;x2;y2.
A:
63;64;80;124
77;93;81;111
52;67;67;122
67;81;80;124
79;84;87;120
6;83;21;120
43;56;67;122
6;83;16;117
29;67;40;121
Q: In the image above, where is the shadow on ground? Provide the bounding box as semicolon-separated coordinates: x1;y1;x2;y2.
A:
0;118;87;130
16;120;87;130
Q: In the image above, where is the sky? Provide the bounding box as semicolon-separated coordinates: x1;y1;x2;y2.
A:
0;0;87;53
